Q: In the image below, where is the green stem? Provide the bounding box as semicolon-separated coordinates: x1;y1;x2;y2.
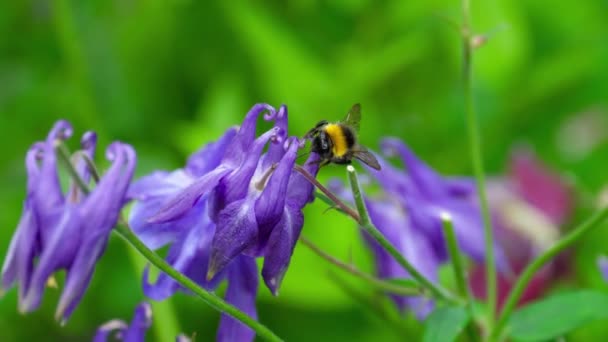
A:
294;165;360;222
491;206;608;341
461;0;497;327
441;214;479;341
115;225;282;342
299;236;423;296
57;143;283;342
346;166;458;304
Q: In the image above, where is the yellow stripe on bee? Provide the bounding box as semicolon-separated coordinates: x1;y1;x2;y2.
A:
325;124;348;157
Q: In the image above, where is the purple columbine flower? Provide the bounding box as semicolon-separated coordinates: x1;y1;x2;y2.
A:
94;302;191;342
0;120;136;322
331;137;508;317
128;103;318;340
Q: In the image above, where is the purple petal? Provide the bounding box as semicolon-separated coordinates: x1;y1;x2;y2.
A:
217;256;258;342
93;320;128;342
260;105;289;170
222;104;276;169
220;127;280;206
150;167;231;223
255;138;300;240
186;127;238;177
35;122;73;226
21;207;79;313
143;202;222;299
365;198;439;318
285;152;321;209
381;138;447;199
1;203;38;302
2;145;43;296
128;170;193;200
55;226;109;321
128;170;196;249
261;205;304;295
598;256;608;282
55;143;136;321
121;302;153;342
208;200;258;278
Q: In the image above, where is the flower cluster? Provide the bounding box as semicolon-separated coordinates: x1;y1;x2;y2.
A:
0;121;136;322
128;103;319;340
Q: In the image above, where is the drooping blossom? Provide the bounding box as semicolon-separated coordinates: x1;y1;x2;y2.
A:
470;149;574;308
330;137;508;317
0;120;136;322
128;103;319;340
93;302;191;342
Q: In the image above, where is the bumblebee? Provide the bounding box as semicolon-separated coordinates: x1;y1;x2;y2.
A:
304;103;381;170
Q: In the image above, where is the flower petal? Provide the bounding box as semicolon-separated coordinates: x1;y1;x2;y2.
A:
21;207;79;313
150;167;231;223
121;302;153;342
220;127;280;207
208;200;258;279
222;104;276;169
143;202;223;299
186;127;238;177
217;256;258;342
93;320;128;342
510;149;573;225
381;138;447;199
261;205;303;295
255;138;300;241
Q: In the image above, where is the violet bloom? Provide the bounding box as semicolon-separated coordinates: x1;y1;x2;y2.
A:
0;120;136;322
94;302;191;342
128;103;318;340
331;137;508;317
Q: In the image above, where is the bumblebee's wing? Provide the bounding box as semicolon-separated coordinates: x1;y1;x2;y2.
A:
341;103;361;133
352;146;381;170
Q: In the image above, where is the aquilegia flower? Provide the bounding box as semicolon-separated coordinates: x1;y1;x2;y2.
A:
0;120;136;322
469;149;573;308
331;137;508;317
128;103;319;340
94;302;191;342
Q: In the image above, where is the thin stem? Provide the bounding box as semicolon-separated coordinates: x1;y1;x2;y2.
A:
56;143;91;194
299;236;422;296
294;164;360;221
491;206;608;341
115;225;282;342
461;0;497;326
441;214;479;342
72;151;101;182
346;166;458;304
57;143;283;342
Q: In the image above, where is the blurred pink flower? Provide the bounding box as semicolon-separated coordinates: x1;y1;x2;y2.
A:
469;149;574;309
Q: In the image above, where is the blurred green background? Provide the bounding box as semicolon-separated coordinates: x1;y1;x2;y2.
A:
1;0;608;341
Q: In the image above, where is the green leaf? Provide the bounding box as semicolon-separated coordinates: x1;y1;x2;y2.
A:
423;306;470;342
508;290;608;341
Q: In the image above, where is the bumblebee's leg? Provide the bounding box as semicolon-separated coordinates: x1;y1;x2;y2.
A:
331;156;352;165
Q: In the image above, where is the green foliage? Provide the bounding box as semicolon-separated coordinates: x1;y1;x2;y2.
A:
423;306;470;342
507;290;608;341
